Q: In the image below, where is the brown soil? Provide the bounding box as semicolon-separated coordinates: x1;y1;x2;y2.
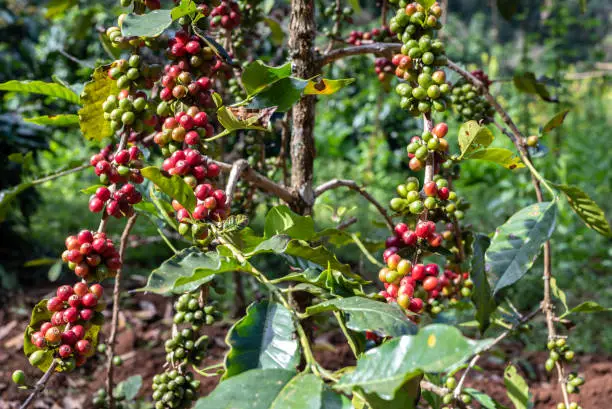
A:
1;286;610;409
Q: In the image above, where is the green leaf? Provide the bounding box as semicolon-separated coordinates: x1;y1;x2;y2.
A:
264;205;315;240
194;369;351;409
513;72;554;102
121;10;173;38
241;61;292;96
458;121;495;158
224;301;300;379
273;267;365;298
141;166;196;212
471;234;496;333
171;0;197;20
486;202;557;295
550;277;568;313
143;247;242;294
551;183;611;237
465;148;524;170
23;114;79;127
559;301;612;319
45;0;78;18
306;297;417;337
264;18;284;46
504;364;532;409
541;110;570;134
249;77;308;112
78;65;118;141
417;0;435;8
0;80;80;104
336;324;492;399
465;388;510;409
304;78;356;95
357;377;422;409
47;261;63;282
115;375;142;401
496;0;519;21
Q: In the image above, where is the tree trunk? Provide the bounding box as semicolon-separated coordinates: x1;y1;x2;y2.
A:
288;0;318;215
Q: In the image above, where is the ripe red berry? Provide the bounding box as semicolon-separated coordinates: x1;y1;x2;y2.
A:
203;196;217;210
68;295;81;308
72;325;85;340
61;330;78;346
402;231;418;246
423;181;438;197
76;339;92;356
423;276;439;291
193;205;209;220
74;282;89;297
74;263;90;279
206;163;220;178
387;253;401;270
387;284;399;298
195;184;212;200
386;236;402;248
51;311;64;326
424;263;439;276
65;235;80;250
114;150;130;165
212;189;226;205
382;247;398;262
428;233;443;247
437;187;450;200
80;309;94;321
56;285;74;301
185;131;199;145
185;40;201;54
81;293;98;308
415;222;431;238
32;332;46;348
90;284;103;299
63;307;79;324
432;123;448;138
399;284;415;297
409;297;424;313
40;322;53;335
58;344;72;358
394;223;408;236
47;297;64;312
412;264;426;281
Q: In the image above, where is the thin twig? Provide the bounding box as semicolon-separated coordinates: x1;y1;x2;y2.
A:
105;214;138;409
210;159;295;204
314;179;394;230
319;42;401;66
30;163;89;186
224;159;249;207
19;360;59;409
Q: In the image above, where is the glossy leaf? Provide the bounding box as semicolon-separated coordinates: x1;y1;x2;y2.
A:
249;77;308;112
551;183;611;237
121;10;173;38
541;110;569;134
78;65;118;141
143;247;242;294
23;114;79;127
465;388;510;409
224;301;300;379
45;0;78;18
272;267;365;298
336;325;492;399
264;205;315;239
141;166;196;212
0;80;80;104
194;369;351;409
307;297;417;337
171;0;197;20
458;121;494;158
357;377;422;409
486;202;557;295
241;61;292;96
304;78;355;95
559;301;612;319
504;364;532;409
465;148;524;170
471;234;496;333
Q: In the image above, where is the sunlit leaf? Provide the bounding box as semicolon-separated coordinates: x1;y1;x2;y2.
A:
504;364;532;409
23;114;79;127
141;166;196;212
121;10;173;38
78;65;117;141
304;78;355;95
551;183;611;237
458;121;494;158
0;80;80;104
465;148;524;169
541;110;569;134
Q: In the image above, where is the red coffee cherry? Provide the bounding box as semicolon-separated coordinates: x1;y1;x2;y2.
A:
47;297;64;312
432;123;448;138
56;285;74;301
90;284;104;299
59;344;73;358
412;264;426;281
423;181;438;197
63;307;79;324
76;339;92;356
81;293;98;308
71;325;85;340
423;276;439;291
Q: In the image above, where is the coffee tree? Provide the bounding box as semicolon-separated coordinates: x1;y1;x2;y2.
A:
3;1;610;409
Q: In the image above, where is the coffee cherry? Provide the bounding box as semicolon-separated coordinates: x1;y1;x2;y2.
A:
12;370;26;385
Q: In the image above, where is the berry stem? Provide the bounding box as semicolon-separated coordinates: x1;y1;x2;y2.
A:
19;359;58;409
105;213;138;409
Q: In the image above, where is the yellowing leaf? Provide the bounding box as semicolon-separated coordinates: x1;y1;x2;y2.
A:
458;121;495;157
466;148;524;170
78;65;117;141
304;78;355;95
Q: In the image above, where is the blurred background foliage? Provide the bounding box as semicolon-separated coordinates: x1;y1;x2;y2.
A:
1;0;610;352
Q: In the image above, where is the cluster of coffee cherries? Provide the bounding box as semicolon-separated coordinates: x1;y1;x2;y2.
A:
346;26;393;45
152;370;200;409
450;81;494;122
545;337;576;372
159;31;221;106
385;220;443;252
439;377;472;409
209;0;242;30
556;402;584;409
102;89;159;134
390;175;462;221
173;292;221;330
161;148;220;186
108;55;161;92
389;2;449;115
28;283;104;371
154;108;214;154
374;57;395;82
105;23;167;51
404;122;449;171
89;145;144;217
164;328;209;365
62;231;121;281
